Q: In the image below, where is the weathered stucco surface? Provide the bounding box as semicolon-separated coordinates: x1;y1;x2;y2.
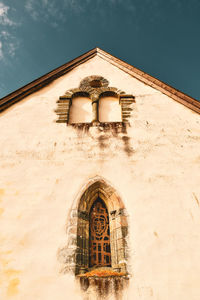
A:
0;55;200;299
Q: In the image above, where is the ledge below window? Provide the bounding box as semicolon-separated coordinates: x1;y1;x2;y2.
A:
77;268;129;296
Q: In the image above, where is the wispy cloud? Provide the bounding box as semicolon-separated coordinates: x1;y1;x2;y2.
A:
25;0;65;22
0;30;19;61
0;2;16;26
24;0;136;25
0;2;19;61
0;41;3;59
25;0;39;21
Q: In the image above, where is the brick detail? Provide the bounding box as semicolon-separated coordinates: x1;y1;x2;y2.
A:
120;95;135;123
55;97;71;123
55;76;135;125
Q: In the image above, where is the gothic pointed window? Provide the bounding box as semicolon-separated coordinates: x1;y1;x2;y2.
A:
89;198;111;268
59;179;129;278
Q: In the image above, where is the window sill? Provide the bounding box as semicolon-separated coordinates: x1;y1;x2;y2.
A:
77;267;128;278
78;268;129;295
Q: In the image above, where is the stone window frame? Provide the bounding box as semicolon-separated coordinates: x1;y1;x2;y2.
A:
55;75;135;125
58;178;129;276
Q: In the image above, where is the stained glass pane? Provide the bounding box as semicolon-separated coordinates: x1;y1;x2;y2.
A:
89;198;111;267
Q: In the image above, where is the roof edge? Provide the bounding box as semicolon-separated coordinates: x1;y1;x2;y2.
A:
0;47;98;112
96;48;200;114
0;47;200;114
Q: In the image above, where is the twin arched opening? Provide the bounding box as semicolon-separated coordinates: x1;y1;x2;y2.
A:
68;91;122;124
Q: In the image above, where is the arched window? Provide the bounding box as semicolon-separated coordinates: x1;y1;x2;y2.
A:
98;91;122;123
60;179;129;276
69;92;92;124
89;198;111;268
57;179;129;297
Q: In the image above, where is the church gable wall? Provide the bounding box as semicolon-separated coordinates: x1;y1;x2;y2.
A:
0;56;200;299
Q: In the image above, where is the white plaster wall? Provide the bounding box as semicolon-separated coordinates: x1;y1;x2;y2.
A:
0;56;200;300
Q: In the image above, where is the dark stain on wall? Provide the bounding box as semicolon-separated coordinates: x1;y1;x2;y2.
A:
121;136;134;156
79;275;129;299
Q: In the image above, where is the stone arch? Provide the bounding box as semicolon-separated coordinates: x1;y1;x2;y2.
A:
55;75;135;125
69;91;92;124
72;178;129;275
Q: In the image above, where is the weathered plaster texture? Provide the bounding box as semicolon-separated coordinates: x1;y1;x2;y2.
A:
0;56;200;299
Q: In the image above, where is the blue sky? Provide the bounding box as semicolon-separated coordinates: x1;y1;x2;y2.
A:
0;0;200;100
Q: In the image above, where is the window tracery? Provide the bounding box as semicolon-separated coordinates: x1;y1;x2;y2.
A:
89;198;111;268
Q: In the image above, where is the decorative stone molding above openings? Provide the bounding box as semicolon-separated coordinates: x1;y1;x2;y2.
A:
55;76;135;128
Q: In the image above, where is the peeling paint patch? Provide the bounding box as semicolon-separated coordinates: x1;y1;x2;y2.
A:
17;214;22;219
154;232;158;238
189;212;194;220
0;250;12;268
0;207;4;216
0;249;21;297
0;188;5;195
138;286;153;297
5;269;21;278
0;189;5;202
193;193;199;207
19;234;30;247
7;278;20;297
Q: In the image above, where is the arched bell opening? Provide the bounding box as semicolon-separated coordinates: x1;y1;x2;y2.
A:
69;92;92;124
98;91;122;123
